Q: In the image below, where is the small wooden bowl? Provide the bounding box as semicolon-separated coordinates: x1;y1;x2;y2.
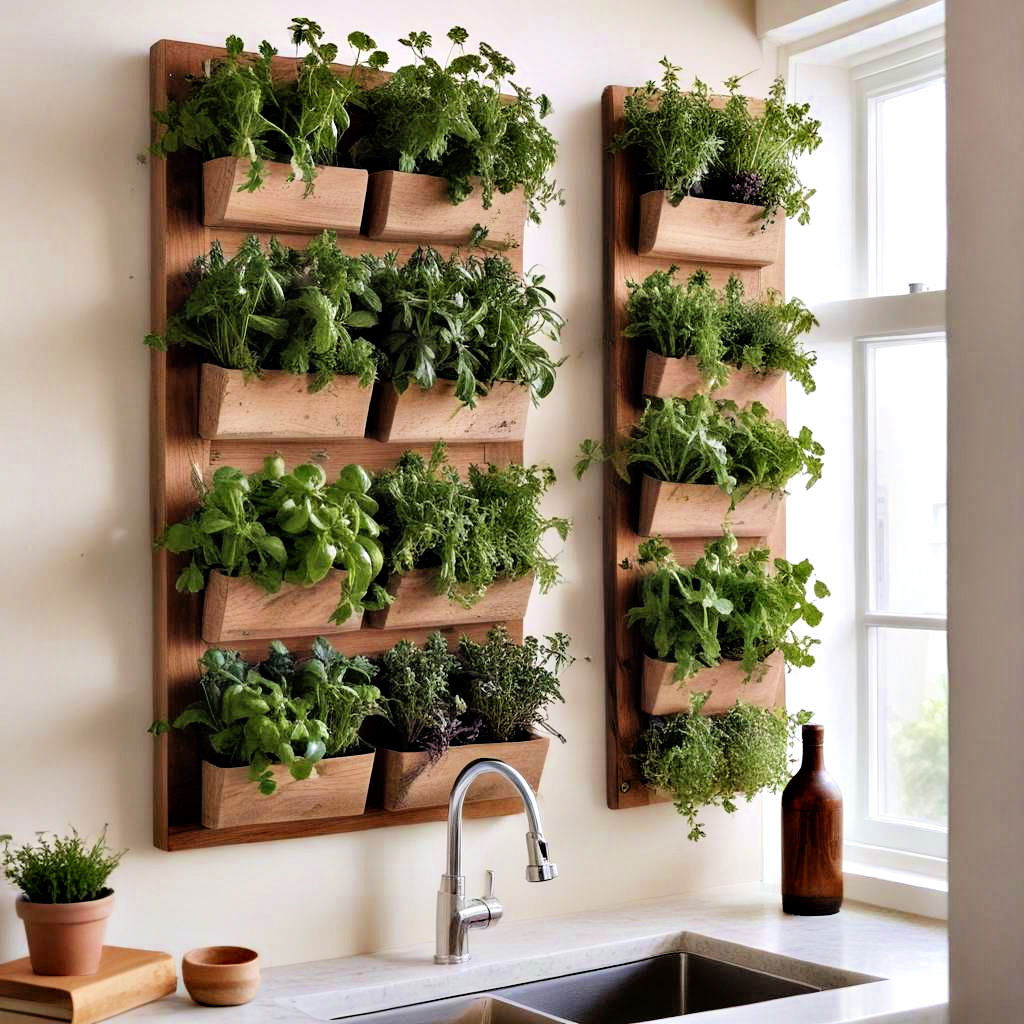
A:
182;946;260;1006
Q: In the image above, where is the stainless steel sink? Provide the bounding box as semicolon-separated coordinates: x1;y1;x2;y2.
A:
338;994;573;1023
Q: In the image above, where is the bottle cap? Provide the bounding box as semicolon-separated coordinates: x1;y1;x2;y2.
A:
802;723;824;743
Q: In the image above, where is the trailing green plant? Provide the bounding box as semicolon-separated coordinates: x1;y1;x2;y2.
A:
370;443;569;605
352;27;562;222
623;268;818;394
150;638;381;794
143;232;379;391
640;695;812;840
456;626;571;742
627;533;829;681
576;396;823;502
0;828;125;904
156;456;388;624
367;247;563;407
149;20;388;193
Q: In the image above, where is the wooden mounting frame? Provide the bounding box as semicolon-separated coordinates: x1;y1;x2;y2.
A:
150;40;527;850
600;86;786;810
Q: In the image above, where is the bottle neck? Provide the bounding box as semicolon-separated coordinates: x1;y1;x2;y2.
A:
801;728;825;771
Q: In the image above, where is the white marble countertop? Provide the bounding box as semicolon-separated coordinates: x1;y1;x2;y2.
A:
123;883;947;1023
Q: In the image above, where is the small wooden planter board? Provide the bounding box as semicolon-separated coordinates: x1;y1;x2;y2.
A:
641;650;786;716
637;477;783;538
151;40;528;850
601;85;787;810
642;353;785;416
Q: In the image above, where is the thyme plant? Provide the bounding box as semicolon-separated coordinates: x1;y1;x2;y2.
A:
0;829;125;904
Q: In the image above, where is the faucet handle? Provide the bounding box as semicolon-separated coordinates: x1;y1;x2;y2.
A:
485;869;496;899
473;869;503;928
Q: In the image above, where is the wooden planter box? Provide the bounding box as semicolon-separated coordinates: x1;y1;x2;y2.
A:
201;752;374;829
637;475;783;539
373;380;530;443
379;735;550;811
642;352;785;416
198;364;372;440
637;192;783;266
202;157;368;235
365;571;534;630
641;650;786;716
364;171;526;246
201;570;362;643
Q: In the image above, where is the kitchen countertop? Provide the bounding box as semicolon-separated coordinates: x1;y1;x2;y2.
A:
124;883;948;1023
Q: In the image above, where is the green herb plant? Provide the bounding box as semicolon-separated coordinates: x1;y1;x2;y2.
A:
370;443;569;606
627;533;829;681
157;456;388;624
640;695;812;840
150;638;381;794
0;828;125;904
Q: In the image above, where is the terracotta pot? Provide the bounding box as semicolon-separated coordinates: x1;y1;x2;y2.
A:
182;946;260;1007
16;891;114;976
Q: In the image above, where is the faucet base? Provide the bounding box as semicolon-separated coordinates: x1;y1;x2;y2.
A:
434;953;470;965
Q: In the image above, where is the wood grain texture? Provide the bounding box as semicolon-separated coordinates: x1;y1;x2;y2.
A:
202;158;368;235
373;380;530;443
198;365;372;439
642;352;785;415
601;85;787;810
637;476;783;538
201;754;375;828
365;571;534;630
637;191;784;267
364;171;526;249
641;650;785;716
380;735;549;811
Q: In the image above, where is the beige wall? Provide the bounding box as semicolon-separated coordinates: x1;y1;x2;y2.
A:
0;0;777;968
947;0;1024;1017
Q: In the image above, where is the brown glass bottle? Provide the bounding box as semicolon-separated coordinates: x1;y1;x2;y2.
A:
782;724;843;915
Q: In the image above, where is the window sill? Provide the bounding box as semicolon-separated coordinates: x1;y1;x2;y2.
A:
845;842;948;920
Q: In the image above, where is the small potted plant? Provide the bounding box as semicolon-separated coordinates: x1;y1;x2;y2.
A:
613;61;821;262
640;696;812;840
157;456;388;640
145;233;379;440
152;638;382;828
373;627;571;810
366;444;569;629
355;27;561;244
627;534;828;716
1;828;126;975
576;396;823;538
367;248;565;443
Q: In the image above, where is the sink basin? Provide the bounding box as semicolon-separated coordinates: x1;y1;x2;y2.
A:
338;994;572;1023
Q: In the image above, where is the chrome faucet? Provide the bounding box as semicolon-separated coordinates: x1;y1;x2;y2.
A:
435;759;558;964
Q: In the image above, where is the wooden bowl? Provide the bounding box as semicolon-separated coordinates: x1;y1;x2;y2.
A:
182;946;260;1006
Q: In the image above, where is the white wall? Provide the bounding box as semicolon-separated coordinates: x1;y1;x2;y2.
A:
946;0;1024;1017
0;0;778;969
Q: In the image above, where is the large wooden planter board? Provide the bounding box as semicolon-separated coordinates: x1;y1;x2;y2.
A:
641;650;786;717
637;476;784;538
642;352;785;416
364;171;527;247
379;735;550;811
203;158;368;235
150;39;528;851
601;85;787;810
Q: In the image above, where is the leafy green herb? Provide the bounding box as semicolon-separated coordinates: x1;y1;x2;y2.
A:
640;696;812;840
144;232;378;391
457;626;571;742
576;396;824;502
0;828;125;904
151;639;381;794
370;443;569;605
627;533;829;680
156;455;388;624
353;27;562;222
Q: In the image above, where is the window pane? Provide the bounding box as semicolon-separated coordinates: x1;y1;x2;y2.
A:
872;77;947;295
871;626;948;828
867;337;947;615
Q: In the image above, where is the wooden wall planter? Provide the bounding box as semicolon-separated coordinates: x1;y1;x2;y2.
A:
201;752;375;829
203;157;367;235
642;353;786;416
637;477;783;539
637;192;783;267
380;735;549;811
373;380;530;443
364;171;526;246
366;571;534;630
641;650;786;716
198;365;372;440
201;571;361;644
